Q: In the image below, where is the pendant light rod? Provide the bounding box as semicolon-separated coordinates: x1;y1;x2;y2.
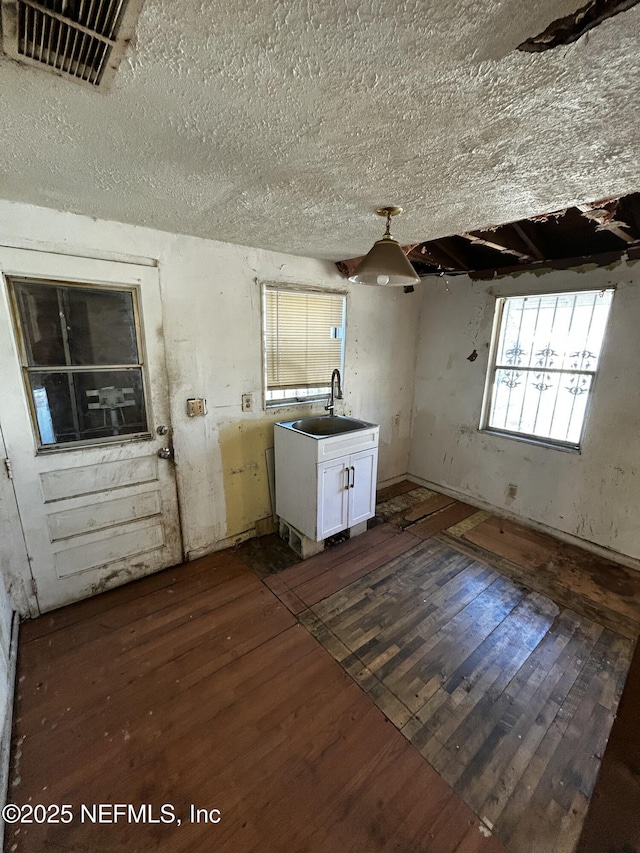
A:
377;206;403;239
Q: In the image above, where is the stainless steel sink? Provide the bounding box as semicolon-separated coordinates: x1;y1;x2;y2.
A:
289;415;375;437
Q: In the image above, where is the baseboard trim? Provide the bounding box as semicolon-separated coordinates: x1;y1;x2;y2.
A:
406;474;640;572
1;612;20;851
186;528;256;561
376;473;413;490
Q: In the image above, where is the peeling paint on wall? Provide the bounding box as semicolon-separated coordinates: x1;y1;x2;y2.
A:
0;200;420;584
409;260;640;563
219;418;281;539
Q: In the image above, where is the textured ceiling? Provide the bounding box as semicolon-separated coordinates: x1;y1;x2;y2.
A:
0;0;639;260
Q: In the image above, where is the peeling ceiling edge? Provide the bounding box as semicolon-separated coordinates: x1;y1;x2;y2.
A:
337;193;640;282
518;0;640;52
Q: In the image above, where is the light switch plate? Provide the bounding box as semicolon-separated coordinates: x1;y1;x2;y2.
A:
186;398;207;417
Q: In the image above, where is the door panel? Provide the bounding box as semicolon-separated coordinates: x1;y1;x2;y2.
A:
48;491;161;541
0;248;182;613
40;456;159;501
349;448;378;527
54;520;165;578
317;458;348;539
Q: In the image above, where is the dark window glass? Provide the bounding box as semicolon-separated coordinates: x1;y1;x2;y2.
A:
11;279;149;448
14;282;139;367
29;370;147;445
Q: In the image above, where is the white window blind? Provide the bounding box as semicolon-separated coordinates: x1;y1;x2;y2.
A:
265;288;345;400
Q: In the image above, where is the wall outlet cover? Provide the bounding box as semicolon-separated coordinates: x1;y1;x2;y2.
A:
187;398;207;417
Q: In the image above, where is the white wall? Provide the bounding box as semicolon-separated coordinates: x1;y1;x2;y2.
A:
409;259;640;563
0;200;419;582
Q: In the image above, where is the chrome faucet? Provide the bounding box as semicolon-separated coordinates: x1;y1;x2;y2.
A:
325;368;343;416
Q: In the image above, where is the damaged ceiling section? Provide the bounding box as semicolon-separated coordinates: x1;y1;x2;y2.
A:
336;193;640;282
518;0;640;52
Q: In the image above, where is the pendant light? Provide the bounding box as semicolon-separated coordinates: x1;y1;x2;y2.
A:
348;206;420;287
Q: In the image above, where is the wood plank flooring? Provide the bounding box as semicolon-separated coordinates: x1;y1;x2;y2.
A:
443;514;640;640
378;483;640;641
8;480;640;853
298;538;632;853
576;621;640;853
267;482;640;853
7;549;505;853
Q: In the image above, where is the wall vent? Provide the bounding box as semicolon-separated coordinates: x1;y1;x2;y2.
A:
1;0;145;90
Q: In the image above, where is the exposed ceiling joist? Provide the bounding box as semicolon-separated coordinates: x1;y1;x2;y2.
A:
511;222;546;261
432;239;470;271
469;248;626;280
576;203;636;244
337;191;640;283
460;230;532;261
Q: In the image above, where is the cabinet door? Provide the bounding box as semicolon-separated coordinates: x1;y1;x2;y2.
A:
348;448;378;527
317;458;349;539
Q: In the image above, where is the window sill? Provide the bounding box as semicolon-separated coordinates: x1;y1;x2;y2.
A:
265;397;328;411
479;428;581;454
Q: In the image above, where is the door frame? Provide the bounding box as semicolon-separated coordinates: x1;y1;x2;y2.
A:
0;246;184;613
0;420;36;617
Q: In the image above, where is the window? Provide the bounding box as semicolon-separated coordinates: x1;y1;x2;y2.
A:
481;289;614;449
264;286;346;406
10;277;150;449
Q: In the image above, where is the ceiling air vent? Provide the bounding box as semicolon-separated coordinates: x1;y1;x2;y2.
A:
1;0;145;89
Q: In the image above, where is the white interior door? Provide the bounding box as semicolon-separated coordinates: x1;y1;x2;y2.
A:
0;247;183;613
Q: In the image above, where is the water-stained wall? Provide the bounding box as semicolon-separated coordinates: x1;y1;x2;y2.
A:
0;200;419;584
409;260;640;563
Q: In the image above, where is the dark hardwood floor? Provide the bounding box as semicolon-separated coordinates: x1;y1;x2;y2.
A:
7;546;505;852
266;482;640;853
7;481;640;853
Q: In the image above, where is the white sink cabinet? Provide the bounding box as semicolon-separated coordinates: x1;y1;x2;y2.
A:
274;419;379;544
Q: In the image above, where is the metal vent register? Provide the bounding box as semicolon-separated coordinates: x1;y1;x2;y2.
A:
1;0;145;89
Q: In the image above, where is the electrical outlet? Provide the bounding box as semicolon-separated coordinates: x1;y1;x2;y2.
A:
186;398;207;417
242;393;253;412
507;483;518;499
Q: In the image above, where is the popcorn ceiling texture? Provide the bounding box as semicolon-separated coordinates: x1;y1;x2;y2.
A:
0;0;638;259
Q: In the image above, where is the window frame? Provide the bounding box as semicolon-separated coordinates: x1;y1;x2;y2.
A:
7;275;153;452
261;282;347;410
479;287;615;452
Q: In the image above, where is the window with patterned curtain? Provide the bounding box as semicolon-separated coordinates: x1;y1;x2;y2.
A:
263;286;346;406
481;289;614;449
